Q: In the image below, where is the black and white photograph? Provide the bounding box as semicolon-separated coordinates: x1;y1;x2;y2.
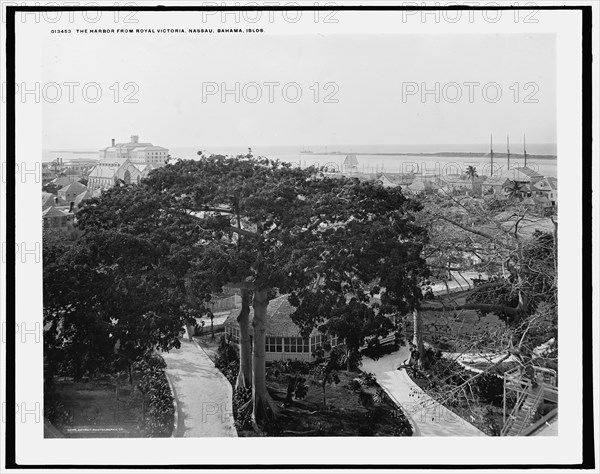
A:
1;1;597;471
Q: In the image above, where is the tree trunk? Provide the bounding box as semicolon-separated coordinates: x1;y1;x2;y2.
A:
412;308;425;364
251;289;277;431
210;317;214;339
236;288;253;390
322;383;327;409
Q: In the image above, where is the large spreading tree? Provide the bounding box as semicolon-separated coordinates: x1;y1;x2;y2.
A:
141;154;429;429
45;153;429;431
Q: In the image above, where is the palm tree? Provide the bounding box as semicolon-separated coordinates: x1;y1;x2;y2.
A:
465;165;478;181
505;180;523;200
464;166;479;196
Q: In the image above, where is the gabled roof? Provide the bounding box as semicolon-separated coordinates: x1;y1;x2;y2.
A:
42;193;56;210
343;154;359;166
532;177;557;191
88;166;117;179
74;190;93;207
511;167;544;181
42;206;68;218
58;181;87;194
377;174;398;188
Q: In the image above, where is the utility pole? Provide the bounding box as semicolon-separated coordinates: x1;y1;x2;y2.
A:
523;134;527;167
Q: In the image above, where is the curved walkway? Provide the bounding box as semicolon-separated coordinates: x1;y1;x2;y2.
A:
162;338;237;437
361;344;485;437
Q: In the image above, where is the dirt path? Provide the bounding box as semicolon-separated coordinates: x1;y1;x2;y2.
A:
361;344;485;437
162;339;237;437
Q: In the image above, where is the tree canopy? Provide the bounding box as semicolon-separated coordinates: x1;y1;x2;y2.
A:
44;154;430;431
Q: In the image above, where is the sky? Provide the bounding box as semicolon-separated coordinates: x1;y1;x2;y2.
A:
42;27;556;150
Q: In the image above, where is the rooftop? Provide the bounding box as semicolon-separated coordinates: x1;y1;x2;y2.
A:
224;295;316;338
59;181;87;194
343;154;359;166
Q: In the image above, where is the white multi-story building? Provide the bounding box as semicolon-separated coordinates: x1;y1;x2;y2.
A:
99;135;169;167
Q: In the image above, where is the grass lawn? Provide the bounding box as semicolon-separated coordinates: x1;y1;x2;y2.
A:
47;375;147;437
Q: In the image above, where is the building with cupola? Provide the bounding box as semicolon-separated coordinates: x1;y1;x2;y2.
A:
99;135;169;167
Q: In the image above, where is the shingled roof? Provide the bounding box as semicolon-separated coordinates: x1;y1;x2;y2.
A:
224;295;318;338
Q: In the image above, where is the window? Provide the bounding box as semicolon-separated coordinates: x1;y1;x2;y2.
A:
284;337;290;352
275;337;282;353
303;338;309;353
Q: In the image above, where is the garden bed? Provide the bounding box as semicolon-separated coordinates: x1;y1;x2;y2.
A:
209;335;412;437
235;370;413;437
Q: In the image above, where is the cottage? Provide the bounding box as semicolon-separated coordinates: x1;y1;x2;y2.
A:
224;295;339;362
42;206;74;231
531;177;557;207
58;181;88;204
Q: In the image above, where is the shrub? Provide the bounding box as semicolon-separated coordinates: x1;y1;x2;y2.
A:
267;359;311;402
358;372;377;387
137;355;174;437
214;335;240;386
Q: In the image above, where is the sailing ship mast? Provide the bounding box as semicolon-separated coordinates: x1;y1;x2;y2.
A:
490;134;494;177
507;134;510;171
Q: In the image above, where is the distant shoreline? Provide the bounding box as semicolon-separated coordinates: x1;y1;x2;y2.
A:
48;150;98;154
308;151;557;160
